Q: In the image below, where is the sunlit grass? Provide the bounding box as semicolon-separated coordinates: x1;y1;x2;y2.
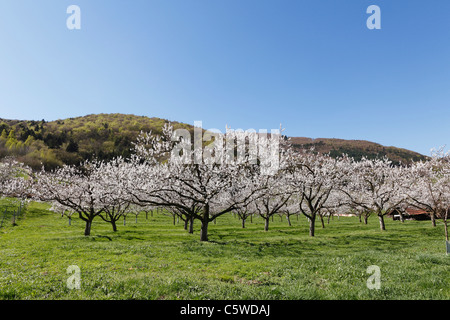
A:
0;200;448;300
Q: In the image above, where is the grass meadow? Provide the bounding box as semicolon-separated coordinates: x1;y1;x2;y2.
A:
0;200;448;300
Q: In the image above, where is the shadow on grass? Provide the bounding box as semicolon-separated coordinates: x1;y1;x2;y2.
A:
340;234;410;246
91;235;113;241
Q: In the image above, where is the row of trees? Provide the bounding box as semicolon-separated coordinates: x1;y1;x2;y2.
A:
1;124;449;241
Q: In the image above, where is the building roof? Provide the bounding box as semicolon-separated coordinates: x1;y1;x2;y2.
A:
405;208;429;215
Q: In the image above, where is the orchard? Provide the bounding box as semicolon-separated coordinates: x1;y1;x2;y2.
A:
1;125;449;242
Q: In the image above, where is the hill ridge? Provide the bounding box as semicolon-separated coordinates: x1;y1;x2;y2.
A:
0;113;427;170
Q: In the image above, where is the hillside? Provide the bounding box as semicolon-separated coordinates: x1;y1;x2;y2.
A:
0;113;427;170
0;114;193;170
290;137;428;165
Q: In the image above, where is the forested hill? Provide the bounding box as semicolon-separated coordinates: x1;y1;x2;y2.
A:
0;113;427;170
0;114;193;170
290;137;428;165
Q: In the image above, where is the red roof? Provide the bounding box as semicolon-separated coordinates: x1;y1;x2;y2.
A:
405;208;428;215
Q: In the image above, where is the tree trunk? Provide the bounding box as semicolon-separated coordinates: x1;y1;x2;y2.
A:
309;216;315;237
444;210;448;241
200;220;209;241
264;217;269;231
320;215;325;229
184;218;188;230
111;219;117;232
200;205;210;241
84;220;91;236
68;217;71;226
378;214;386;231
363;215;368;225
444;220;448;241
242;217;246;228
431;212;436;227
287;215;291;227
189;217;194;234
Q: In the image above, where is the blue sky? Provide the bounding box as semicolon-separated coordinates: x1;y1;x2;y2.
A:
0;0;449;155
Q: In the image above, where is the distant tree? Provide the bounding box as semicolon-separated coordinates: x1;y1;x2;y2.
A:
341;157;406;231
405;147;450;236
0;158;32;199
66;140;79;153
287;151;345;236
7;129;16;140
0;129;8;140
253;173;292;231
33;160;105;236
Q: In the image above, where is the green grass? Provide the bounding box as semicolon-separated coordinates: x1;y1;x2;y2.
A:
0;201;449;300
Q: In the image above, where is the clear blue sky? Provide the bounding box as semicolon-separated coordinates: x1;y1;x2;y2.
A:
0;0;449;155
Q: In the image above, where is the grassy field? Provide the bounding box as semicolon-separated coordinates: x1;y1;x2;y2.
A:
0;200;448;300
